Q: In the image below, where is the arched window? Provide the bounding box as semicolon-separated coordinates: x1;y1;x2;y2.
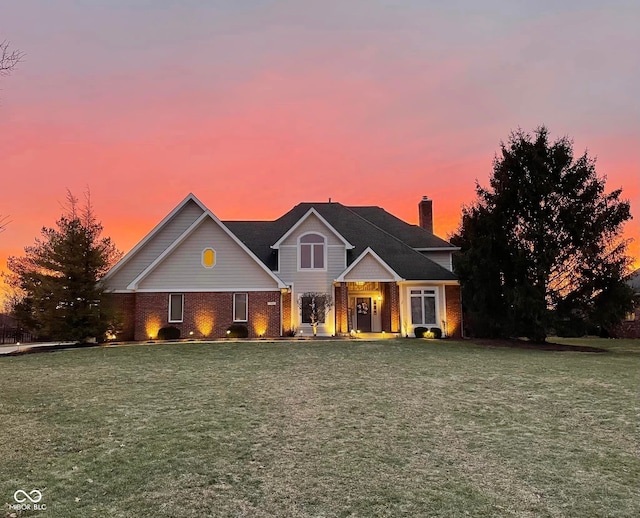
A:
299;233;325;269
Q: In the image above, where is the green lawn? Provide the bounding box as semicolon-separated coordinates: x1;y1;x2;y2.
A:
1;339;638;517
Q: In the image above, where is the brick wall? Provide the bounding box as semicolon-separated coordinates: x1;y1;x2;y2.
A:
445;284;463;338
335;282;349;334
134;291;281;341
106;293;136;341
281;290;292;336
383;282;400;333
610;302;640;338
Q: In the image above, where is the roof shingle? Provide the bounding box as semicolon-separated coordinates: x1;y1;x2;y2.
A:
225;201;457;281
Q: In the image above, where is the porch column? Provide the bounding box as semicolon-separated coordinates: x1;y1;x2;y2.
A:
281;289;293;336
335;282;349;335
383;282;400;333
445;284;463;338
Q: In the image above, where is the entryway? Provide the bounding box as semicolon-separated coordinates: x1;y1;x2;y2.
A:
356;297;372;332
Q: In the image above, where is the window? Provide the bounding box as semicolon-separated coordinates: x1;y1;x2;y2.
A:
299;233;325;269
168;293;184;323
233;293;248;322
410;289;437;325
300;294;327;324
202;248;216;268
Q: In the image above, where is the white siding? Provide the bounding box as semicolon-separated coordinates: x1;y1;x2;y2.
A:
344;254;396;281
279;213;346;247
421;251;453;272
278;246;345;292
278;214;348;335
106;200;205;290
137;218;279;290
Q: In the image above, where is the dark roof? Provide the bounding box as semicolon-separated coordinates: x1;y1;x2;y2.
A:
348;206;456;249
225;201;457;281
224;221;281;271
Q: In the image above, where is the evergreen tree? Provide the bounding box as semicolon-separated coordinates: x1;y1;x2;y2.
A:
451;127;634;342
6;191;121;341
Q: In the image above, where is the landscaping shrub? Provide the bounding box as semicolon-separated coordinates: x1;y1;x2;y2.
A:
414;327;429;338
555;317;587;338
429;327;443;339
157;326;181;340
226;323;249;338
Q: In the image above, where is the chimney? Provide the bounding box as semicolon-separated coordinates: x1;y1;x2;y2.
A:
418;196;433;233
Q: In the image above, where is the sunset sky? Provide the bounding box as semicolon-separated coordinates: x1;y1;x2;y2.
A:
1;0;638;301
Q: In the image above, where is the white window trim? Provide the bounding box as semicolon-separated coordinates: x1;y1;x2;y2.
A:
297;232;328;271
408;287;438;327
168;293;184;323
201;247;216;268
233;293;248;322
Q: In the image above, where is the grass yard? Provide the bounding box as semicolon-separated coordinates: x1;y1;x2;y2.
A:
1;339;638;517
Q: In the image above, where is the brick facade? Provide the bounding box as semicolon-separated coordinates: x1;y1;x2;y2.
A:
107;293;136;341
610;303;640;338
334;282;349;335
383;282;400;333
131;291;281;341
445;284;463;338
111;285;462;341
281;290;293;336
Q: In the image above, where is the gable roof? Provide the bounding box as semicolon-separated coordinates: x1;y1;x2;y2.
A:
103;193;208;282
271;207;354;249
227;202;457;281
127;211;287;290
108;195;459;288
336;247;403;282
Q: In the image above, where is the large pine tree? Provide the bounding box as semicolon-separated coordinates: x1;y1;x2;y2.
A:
6;191;121;341
451;127;634;342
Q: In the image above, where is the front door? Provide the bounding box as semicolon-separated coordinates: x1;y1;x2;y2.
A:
356;297;372;332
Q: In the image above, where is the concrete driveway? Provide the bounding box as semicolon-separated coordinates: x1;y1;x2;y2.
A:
0;342;78;356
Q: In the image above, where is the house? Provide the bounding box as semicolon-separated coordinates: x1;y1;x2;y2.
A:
103;194;462;340
611;269;640;338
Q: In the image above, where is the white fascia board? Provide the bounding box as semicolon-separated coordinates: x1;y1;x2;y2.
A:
335;247;403;282
127;211;287;290
271;208;354;250
103;193;208;280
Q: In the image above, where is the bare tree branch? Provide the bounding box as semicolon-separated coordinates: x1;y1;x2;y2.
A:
1;40;24;76
0;214;10;233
